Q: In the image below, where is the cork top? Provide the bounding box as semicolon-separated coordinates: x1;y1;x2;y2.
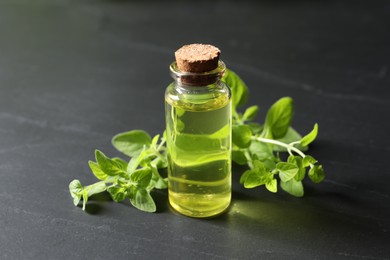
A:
175;44;221;73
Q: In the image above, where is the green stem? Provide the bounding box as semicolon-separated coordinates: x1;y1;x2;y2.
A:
157;138;166;151
254;137;306;158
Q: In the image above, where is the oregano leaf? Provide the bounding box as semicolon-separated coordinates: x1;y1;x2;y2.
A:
69;179;83;206
301;123;319;147
265;178;277;193
264;97;293;139
107;186;126;202
241;169;266;188
129;189;156;213
243;105;259;121
280;179;304;197
112;157;128;171
112;130;152;157
151;134;160;147
232;150;248;165
88;161;108;181
288;155;306;181
308;165;325;183
232;124;252;148
131;167;152;189
303;155;317;167
222;69;249;109
247;122;263;134
249;140;273;161
86;182;107;197
95;150;124;176
276;162;298;182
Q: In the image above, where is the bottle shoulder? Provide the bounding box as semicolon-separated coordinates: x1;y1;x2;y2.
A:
165;81;231;112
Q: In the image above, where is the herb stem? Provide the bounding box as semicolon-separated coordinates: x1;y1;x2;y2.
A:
254;137;306;158
157;138;166;151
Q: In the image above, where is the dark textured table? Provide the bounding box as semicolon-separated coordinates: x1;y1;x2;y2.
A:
1;0;389;259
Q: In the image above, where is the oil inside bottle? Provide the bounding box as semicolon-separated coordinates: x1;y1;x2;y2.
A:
165;86;231;218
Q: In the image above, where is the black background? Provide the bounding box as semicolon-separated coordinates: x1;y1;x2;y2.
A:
1;0;389;259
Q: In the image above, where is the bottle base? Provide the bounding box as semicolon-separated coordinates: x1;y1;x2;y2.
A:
169;192;231;218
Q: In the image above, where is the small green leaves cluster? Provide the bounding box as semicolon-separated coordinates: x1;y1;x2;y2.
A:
226;70;325;197
69;131;167;212
69;68;325;212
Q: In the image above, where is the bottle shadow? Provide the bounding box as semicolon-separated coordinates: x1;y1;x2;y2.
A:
205;181;389;252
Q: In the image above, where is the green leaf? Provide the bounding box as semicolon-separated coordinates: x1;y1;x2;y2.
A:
303;155;317;167
129;188;156;213
280;179;304;197
265;178;277;193
287;155;306;181
301;123;319;147
128;153;141;173
240;169;265;188
131;167;152;189
107;186;126;202
86;182;107;197
232;124;252;148
264;97;293;139
308;165;325;183
249;140;273;161
232;150;248;165
276;162;298;182
95;150;124;176
127;148;156;173
112;130;152;157
247;122;263;135
112;157;128;171
222;69;249;109
243;105;259;121
163;130;167;140
263;158;276;171
240;169;250;184
151;134;160;147
69;179;83;206
88;161;108;181
240;160;271;188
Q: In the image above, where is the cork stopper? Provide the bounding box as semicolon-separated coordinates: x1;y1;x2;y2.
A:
175;44;221;73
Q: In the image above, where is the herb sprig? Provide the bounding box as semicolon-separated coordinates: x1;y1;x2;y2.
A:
69;69;325;212
225;69;324;196
70;131;168;212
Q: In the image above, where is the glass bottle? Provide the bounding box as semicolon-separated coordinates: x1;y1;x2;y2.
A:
165;60;232;218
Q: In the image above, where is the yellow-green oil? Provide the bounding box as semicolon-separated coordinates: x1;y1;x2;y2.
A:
165;83;231;218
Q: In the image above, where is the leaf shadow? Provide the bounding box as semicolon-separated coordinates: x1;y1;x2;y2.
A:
152;189;169;213
83;192;113;215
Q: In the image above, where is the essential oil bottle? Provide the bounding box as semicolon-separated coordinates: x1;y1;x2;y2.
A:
165;44;232;218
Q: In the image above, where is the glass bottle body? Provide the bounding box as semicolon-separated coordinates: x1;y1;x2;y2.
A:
165;62;232;218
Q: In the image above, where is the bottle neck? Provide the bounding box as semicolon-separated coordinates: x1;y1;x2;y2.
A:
170;61;226;87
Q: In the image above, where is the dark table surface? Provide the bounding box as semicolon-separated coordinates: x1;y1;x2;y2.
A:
1;0;390;259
